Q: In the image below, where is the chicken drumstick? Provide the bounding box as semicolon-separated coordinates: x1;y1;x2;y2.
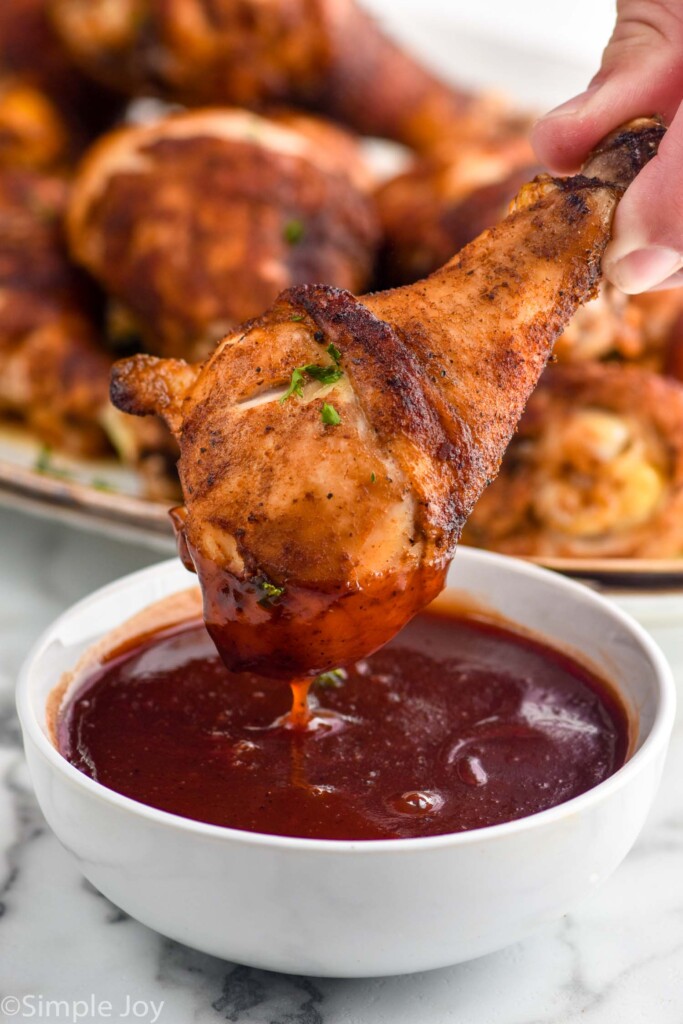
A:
111;118;664;679
50;0;522;153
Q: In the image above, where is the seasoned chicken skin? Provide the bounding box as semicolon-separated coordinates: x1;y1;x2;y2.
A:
463;363;683;559
111;119;664;678
50;0;520;152
67;109;379;360
0;168;111;455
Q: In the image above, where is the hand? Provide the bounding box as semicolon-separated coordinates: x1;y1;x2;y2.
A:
532;0;683;293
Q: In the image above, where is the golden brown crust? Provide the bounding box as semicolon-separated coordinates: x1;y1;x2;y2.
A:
464;363;683;558
0;168;111;455
110;119;666;676
67;109;379;360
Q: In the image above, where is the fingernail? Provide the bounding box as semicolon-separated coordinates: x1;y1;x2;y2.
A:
607;246;683;294
538;83;602;122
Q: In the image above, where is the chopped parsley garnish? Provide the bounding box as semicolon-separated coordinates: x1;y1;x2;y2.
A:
33;446;71;479
370;472;376;483
283;219;305;245
290;314;305;322
321;403;341;426
256;579;285;607
280;363;343;403
34;445;52;473
327;342;342;365
281;366;307;402
315;668;347;689
306;364;343;386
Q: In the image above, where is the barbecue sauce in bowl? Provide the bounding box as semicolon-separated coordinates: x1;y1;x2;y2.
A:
56;605;630;841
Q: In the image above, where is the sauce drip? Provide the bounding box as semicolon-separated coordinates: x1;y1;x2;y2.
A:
287;679;313;730
58;609;630;841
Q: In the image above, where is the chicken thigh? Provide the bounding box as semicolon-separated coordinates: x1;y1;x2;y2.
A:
111;118;664;678
67;109;379;360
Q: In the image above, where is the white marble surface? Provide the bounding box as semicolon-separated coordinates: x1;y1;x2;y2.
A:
1;504;683;1022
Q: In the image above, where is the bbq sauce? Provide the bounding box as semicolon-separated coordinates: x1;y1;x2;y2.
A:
58;609;630;841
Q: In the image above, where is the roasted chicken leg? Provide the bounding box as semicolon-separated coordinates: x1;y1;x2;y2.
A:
50;0;523;153
111;118;664;679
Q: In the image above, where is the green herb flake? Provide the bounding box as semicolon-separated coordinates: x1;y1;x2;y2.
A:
34;445;52;473
370;472;376;483
305;364;343;386
280;366;307;403
283;219;305;245
280;363;343;404
91;478;115;492
33;446;71;479
290;314;305;322
321;403;341;426
256;579;285;607
315;668;347;689
327;342;342;365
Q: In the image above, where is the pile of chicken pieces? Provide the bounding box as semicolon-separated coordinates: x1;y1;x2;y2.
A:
2;0;683;573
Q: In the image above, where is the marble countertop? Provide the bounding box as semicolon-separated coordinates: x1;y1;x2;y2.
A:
2;505;683;1022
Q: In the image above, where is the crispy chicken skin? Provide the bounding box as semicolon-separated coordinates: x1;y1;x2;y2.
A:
463;363;683;559
110;118;664;678
67;109;379;360
0;0;119;164
49;0;521;152
0;168;111;455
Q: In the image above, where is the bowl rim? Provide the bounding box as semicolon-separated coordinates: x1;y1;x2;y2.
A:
17;548;676;855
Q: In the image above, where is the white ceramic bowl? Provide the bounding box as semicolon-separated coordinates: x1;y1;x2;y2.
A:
17;549;675;977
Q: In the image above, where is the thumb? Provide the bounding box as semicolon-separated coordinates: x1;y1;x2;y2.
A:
532;0;683;293
603;108;683;293
532;0;683;172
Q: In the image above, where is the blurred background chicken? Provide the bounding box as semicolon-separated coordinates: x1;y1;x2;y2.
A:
66;108;380;361
463;363;683;558
48;0;525;154
0;0;120;168
0;167;111;455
